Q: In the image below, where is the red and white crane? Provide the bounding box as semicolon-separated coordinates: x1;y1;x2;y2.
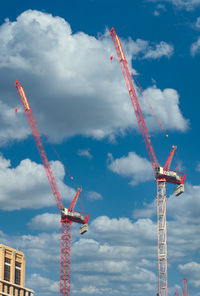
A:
15;80;90;296
182;278;189;296
110;27;186;296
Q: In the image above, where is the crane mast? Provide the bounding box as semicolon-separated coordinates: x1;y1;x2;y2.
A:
110;28;186;296
182;278;189;296
15;80;89;296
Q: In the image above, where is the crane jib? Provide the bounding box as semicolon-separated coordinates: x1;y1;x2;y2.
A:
110;28;185;184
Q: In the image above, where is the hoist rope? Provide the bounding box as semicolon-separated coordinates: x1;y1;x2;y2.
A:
32;112;80;190
127;63;169;138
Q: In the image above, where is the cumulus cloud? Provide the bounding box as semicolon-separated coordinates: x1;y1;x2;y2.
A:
0;10;187;146
28;213;60;230
0;154;76;210
178;262;200;289
27;273;59;294
142;86;189;132
107;151;153;185
133;183;200;220
1;209;200;295
0;103;30;145
133;183;200;260
0;215;158;296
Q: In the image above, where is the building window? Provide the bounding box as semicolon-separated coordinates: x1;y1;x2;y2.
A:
23;290;26;296
4;257;11;281
15;261;21;285
7;285;10;294
2;283;5;292
18;289;20;296
13;287;16;296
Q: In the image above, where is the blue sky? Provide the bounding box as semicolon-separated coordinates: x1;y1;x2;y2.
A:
0;0;200;295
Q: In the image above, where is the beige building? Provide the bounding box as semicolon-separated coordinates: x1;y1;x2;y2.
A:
0;244;34;296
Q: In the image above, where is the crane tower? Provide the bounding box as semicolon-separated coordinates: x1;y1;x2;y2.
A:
15;80;90;296
110;27;186;296
182;278;189;296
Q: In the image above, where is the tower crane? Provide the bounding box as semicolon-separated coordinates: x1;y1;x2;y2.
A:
15;80;90;296
182;278;189;296
110;27;186;296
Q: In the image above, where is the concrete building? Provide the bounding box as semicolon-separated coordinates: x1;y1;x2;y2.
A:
0;244;34;296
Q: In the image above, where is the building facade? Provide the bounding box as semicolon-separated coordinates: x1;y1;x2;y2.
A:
0;244;34;296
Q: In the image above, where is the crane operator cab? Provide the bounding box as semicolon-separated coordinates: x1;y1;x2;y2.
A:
61;208;88;235
155;167;184;196
156;167;181;182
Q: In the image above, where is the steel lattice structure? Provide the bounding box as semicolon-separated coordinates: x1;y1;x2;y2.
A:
110;27;186;296
16;80;90;296
157;180;167;295
182;278;189;296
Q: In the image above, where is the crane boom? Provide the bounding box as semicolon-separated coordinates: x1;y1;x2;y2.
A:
110;27;159;174
110;28;186;186
15;80;64;212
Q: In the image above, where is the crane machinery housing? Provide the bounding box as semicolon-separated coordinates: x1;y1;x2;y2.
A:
110;27;186;296
15;80;89;296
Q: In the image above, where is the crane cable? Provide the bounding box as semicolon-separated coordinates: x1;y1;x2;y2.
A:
32;111;80;189
32;112;86;212
127;63;169;138
175;150;181;172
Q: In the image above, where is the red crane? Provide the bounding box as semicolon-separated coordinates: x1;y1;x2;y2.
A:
15;80;90;296
110;27;186;296
182;278;189;296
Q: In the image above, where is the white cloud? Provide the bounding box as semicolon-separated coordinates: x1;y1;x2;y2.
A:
133;183;200;221
143;41;173;59
195;16;200;29
153;3;167;15
0;154;76;210
77;148;93;159
191;37;200;56
0;103;30;146
149;0;200;10
28;213;60;230
122;37;173;60
142;86;189;132
133;183;200;260
86;190;103;200
27;273;59;294
0;10;187;146
1;209;200;295
0;215;158;295
178;262;200;289
107;151;153;185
